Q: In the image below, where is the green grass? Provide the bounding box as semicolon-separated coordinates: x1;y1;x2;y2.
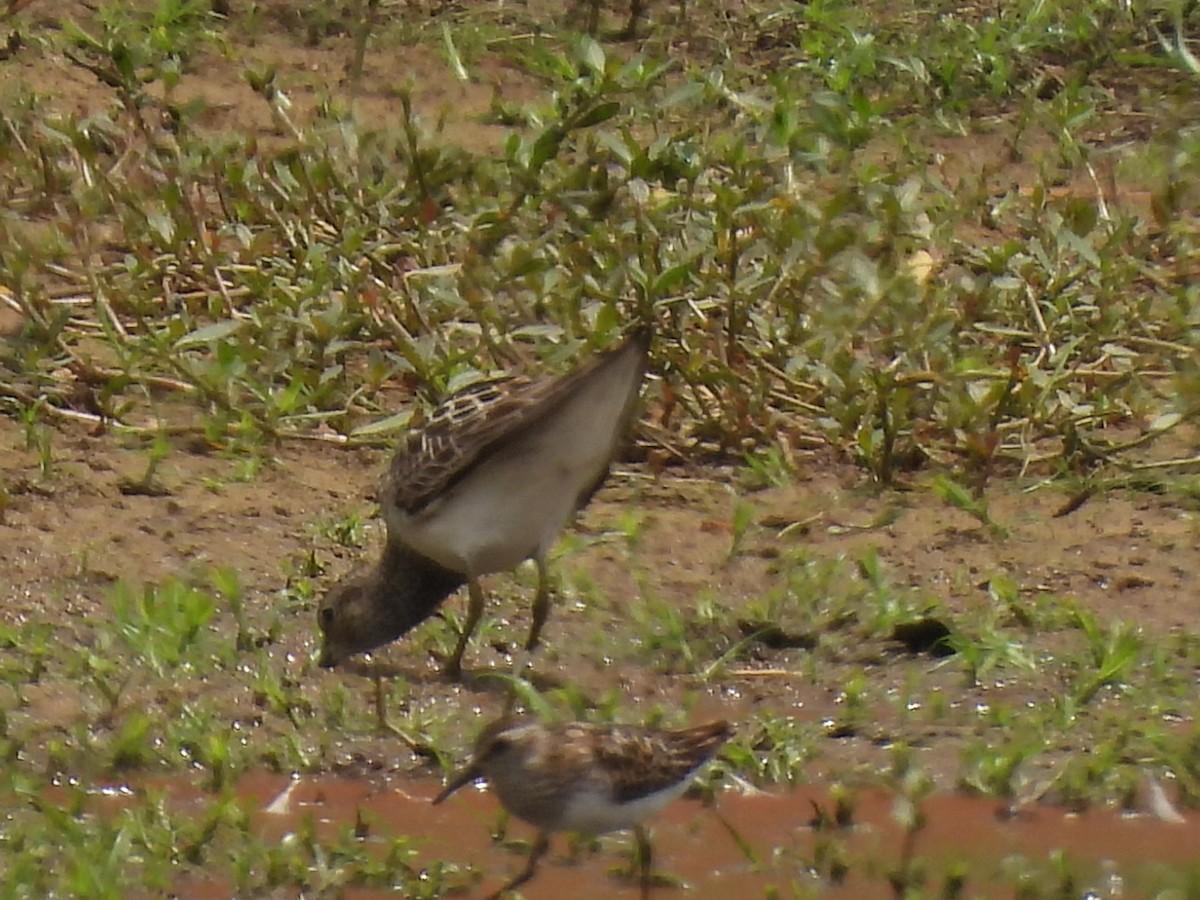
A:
2;0;1200;894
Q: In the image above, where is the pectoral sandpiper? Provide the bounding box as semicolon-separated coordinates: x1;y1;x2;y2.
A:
318;328;651;679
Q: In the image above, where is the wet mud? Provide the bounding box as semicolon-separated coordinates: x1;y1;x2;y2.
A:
76;770;1200;898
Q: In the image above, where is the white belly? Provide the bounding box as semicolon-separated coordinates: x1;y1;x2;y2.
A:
387;356;637;576
558;779;690;835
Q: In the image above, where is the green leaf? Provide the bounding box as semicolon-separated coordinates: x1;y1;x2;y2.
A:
573;101;620;129
174;320;242;348
528;127;565;174
579;37;605;75
442;23;469;82
1148;411;1181;433
63;19;104;52
932;475;977;513
650;262;694;297
1058;228;1101;268
351;411;414;438
662;80;705;109
595;129;635;166
593;304;621;336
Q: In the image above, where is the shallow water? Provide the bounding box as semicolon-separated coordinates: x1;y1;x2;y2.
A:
85;770;1200;898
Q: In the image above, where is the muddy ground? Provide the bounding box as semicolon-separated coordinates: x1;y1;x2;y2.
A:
2;1;1200;896
4;410;1197;778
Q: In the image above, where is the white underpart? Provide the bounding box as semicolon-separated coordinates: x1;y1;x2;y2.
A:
559;779;691;835
392;351;641;576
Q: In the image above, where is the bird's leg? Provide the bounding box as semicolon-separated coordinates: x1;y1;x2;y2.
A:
486;831;550;900
525;555;552;652
371;657;436;758
635;824;652;899
373;662;387;728
506;555;552;706
445;574;485;680
618;0;644;39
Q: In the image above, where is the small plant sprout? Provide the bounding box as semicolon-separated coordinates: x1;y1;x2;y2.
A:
727;497;757;562
1;0;1198;894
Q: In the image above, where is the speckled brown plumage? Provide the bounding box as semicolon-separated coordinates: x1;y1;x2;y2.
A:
386;369;598;517
318;329;652;678
433;718;731;899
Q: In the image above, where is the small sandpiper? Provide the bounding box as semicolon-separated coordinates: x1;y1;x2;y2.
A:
433;718;732;899
318;328;651;678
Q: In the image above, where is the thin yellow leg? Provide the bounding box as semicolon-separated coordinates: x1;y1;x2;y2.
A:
525;555;552;652
445;574;484;680
507;555;552;704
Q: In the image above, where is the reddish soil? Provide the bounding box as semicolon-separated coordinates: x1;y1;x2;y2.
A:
4;414;1198;776
70;770;1200;898
3;1;1200;894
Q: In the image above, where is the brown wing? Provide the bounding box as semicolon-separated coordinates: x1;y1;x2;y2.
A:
384;329;651;516
591;720;732;804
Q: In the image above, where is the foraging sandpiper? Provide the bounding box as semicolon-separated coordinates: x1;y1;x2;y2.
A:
433;718;732;899
318;328;651;678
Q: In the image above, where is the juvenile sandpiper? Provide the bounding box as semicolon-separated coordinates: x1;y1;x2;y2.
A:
433;718;732;899
318;327;652;679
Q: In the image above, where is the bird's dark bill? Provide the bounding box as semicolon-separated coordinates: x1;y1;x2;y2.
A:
432;764;483;805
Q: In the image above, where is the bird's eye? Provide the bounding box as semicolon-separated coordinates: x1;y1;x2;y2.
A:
318;606;335;629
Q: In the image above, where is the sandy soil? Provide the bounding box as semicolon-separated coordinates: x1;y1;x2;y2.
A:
2;1;1199;893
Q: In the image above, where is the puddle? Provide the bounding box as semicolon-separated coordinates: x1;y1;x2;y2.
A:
64;771;1200;898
